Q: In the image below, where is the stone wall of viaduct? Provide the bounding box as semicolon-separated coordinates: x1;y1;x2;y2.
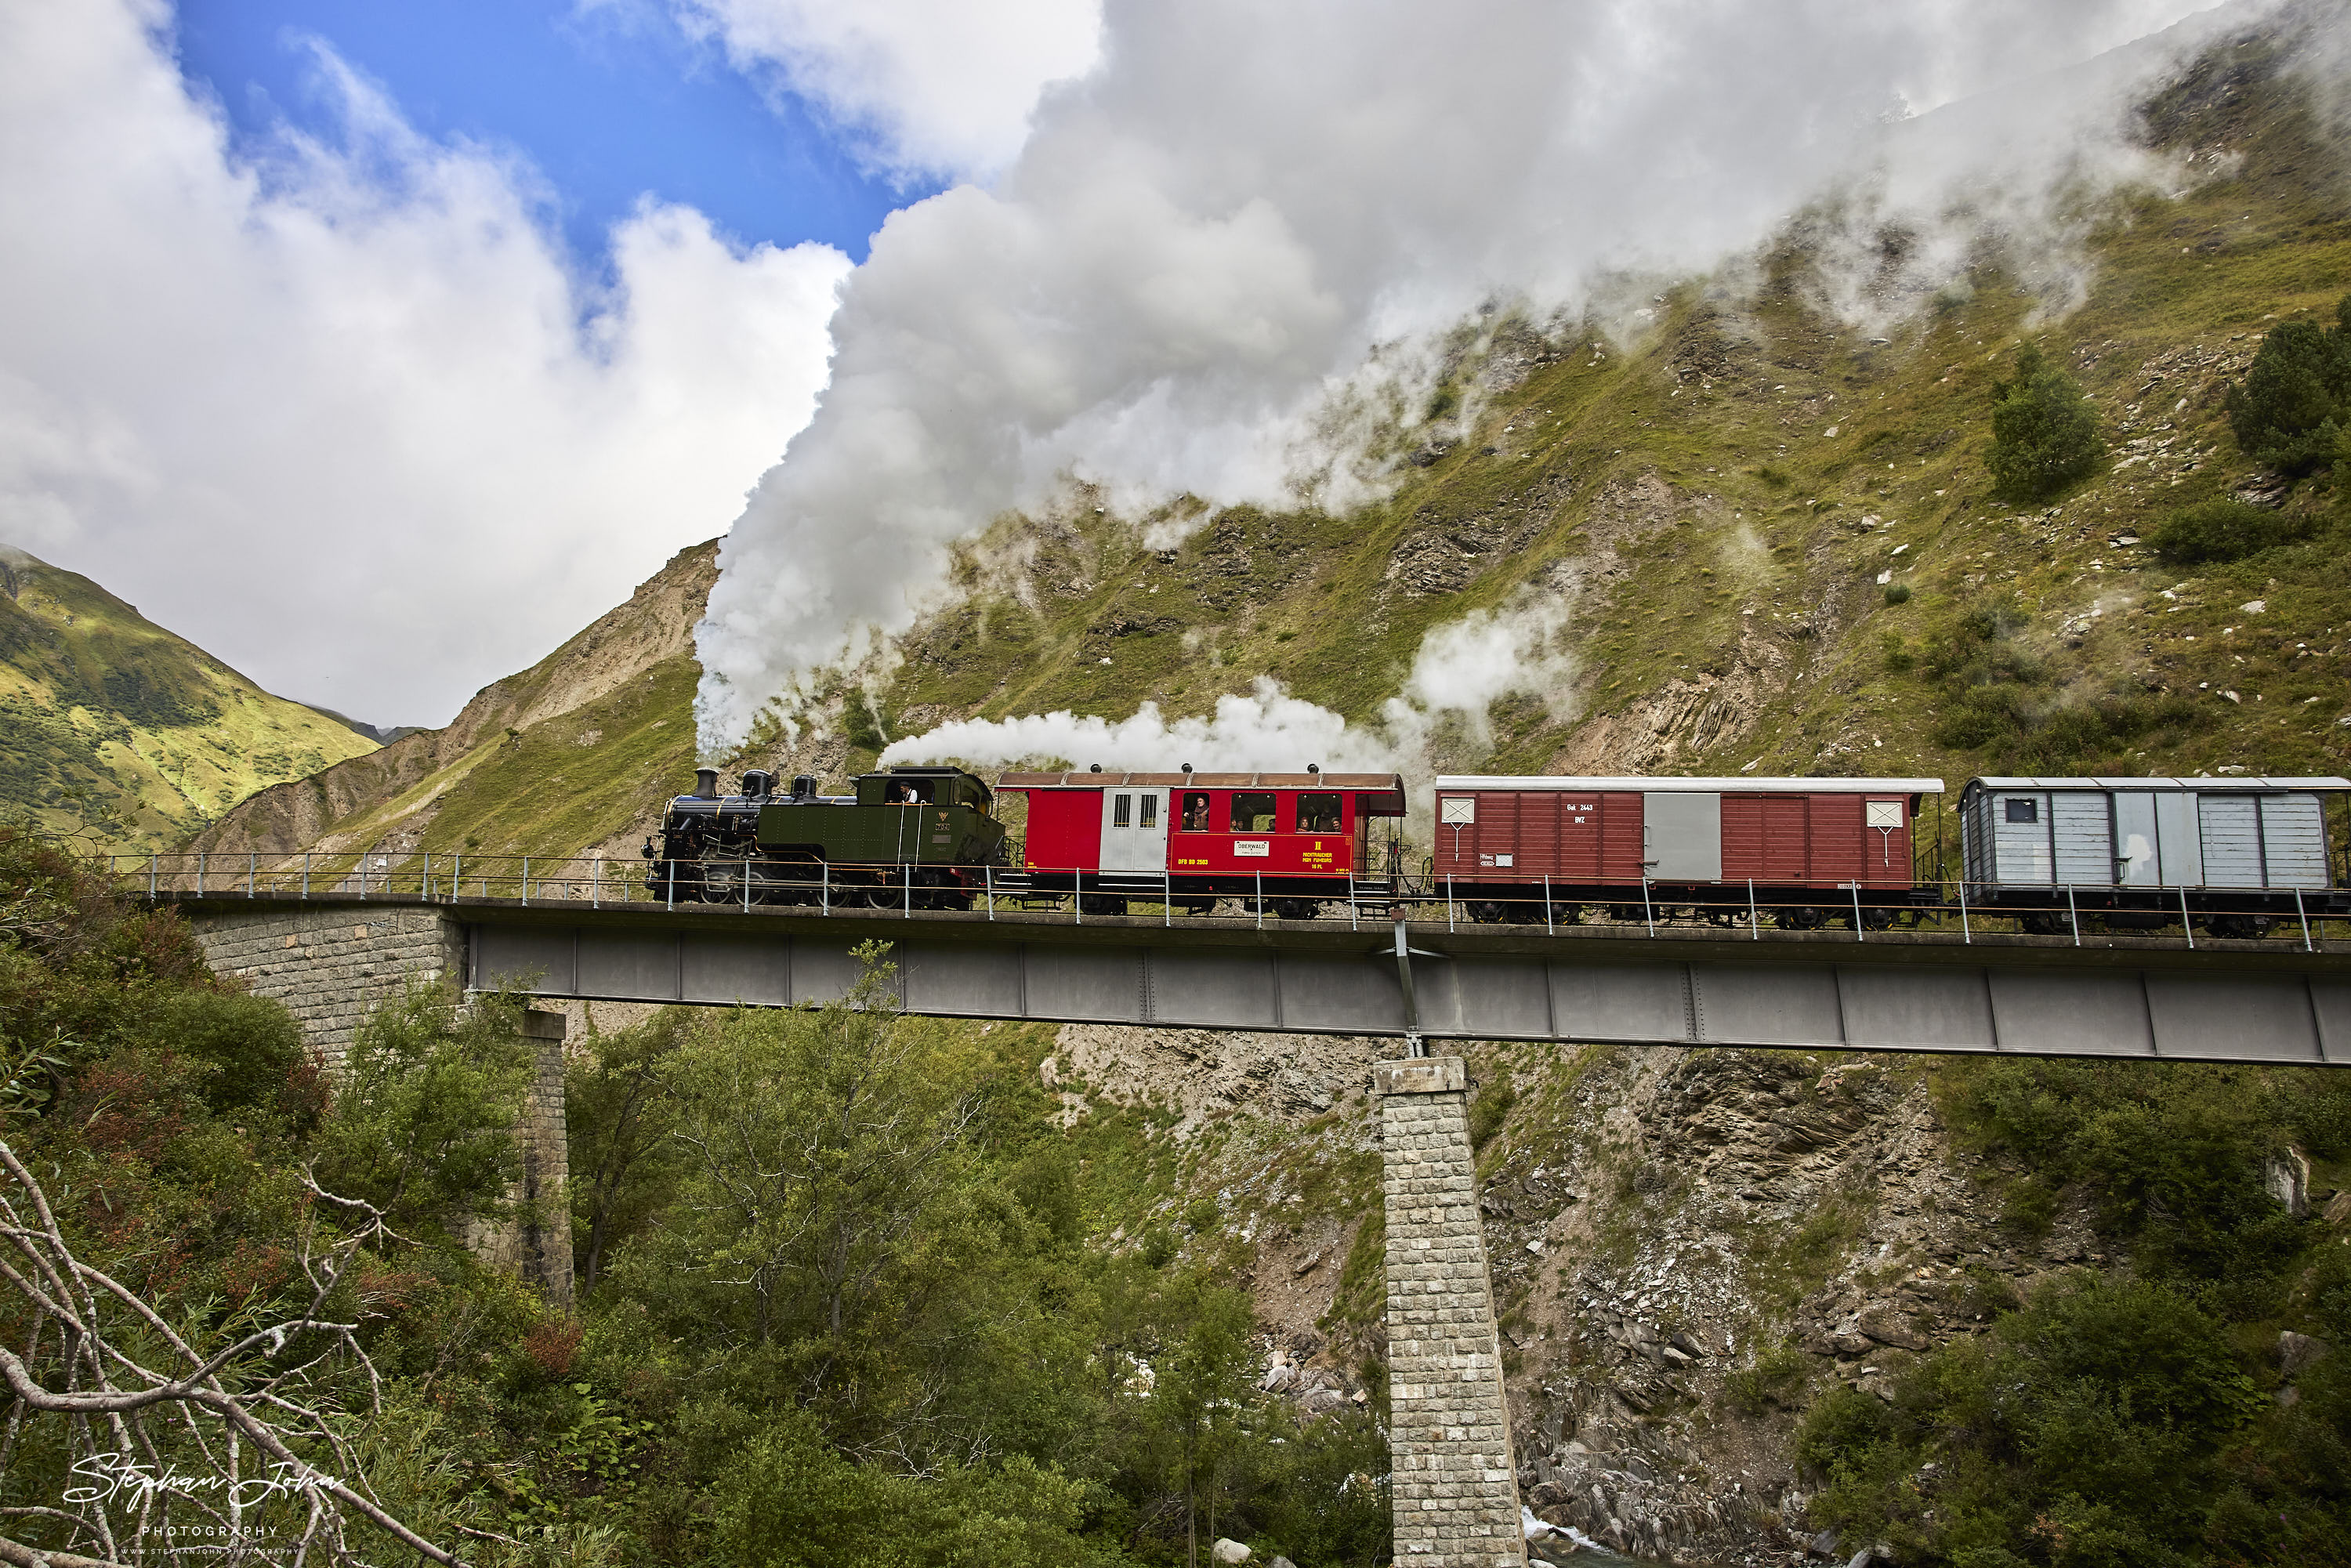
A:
187;905;571;1306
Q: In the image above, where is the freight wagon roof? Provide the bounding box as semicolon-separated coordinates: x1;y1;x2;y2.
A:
1435;775;1944;795
999;770;1405;791
1963;775;2351;795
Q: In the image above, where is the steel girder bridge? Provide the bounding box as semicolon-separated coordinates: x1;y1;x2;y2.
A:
154;882;2351;1066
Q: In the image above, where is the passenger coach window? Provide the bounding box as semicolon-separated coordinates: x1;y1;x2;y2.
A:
1181;792;1211;831
1113;794;1132;828
1139;795;1158;829
1299;792;1342;833
1231;792;1278;832
2005;798;2038;824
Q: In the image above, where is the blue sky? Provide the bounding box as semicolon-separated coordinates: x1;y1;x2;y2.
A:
172;0;926;269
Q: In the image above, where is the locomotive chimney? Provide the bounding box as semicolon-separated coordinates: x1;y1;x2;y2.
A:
694;767;719;799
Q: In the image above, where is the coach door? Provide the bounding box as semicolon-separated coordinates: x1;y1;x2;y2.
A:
1101;788;1170;872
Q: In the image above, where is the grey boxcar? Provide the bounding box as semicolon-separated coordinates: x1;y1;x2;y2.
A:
1960;775;2351;936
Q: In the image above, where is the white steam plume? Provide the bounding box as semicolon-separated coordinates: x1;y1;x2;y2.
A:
696;0;2268;756
878;595;1575;780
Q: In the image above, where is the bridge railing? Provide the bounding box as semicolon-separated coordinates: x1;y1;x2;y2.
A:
108;853;2345;948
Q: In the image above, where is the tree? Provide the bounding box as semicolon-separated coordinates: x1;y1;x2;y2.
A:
2224;294;2351;475
309;983;531;1237
621;943;1011;1437
564;1008;690;1294
1987;342;2103;502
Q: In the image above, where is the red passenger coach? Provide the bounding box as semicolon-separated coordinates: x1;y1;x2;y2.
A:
997;770;1407;917
1431;775;1943;927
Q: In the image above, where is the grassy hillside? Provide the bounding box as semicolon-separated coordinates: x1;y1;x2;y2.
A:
0;545;379;849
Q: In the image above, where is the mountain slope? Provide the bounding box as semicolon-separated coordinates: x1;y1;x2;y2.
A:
0;545;380;848
184;540;715;863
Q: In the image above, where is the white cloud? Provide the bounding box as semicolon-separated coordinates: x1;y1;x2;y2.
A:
670;0;1103;181
696;0;2257;755
0;0;850;725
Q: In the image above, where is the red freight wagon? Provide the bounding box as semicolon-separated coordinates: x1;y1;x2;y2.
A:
997;769;1407;917
1431;775;1943;927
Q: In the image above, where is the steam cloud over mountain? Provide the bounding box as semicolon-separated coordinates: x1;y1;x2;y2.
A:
878;594;1576;780
694;0;2263;756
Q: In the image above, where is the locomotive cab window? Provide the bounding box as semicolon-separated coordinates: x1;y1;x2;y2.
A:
1112;794;1132;827
2004;798;2038;824
1230;791;1278;833
1139;795;1158;829
1180;792;1212;831
1298;792;1342;833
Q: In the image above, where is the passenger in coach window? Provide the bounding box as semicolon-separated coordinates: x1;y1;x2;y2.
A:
1183;792;1211;831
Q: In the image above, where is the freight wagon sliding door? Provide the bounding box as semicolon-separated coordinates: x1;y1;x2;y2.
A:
2113;792;2160;887
1643;792;1721;882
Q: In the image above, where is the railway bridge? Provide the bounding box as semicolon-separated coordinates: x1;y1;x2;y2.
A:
163;882;2351;1568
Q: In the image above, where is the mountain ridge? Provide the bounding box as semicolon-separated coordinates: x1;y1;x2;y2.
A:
0;542;380;848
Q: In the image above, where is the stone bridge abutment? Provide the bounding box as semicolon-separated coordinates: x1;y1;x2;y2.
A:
187;904;572;1306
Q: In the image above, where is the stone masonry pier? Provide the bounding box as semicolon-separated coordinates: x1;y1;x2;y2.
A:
187;904;464;1070
1378;1055;1525;1566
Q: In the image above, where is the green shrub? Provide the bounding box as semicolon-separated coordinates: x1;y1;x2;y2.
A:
2224;295;2351;475
1467;1072;1517;1150
1882;583;1911;605
2150;497;2316;563
1987;344;2103;501
842;696;889;753
133;989;307;1117
1800;1274;2266;1563
1726;1340;1813;1415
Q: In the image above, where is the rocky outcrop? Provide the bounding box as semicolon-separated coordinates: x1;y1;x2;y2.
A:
1072;1024;2141;1566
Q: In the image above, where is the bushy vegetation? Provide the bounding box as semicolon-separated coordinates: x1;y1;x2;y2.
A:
1795;1057;2351;1565
2151;497;2320;563
0;832;1389;1566
2226;294;2351;475
1921;596;2207;772
1987;344;2104;502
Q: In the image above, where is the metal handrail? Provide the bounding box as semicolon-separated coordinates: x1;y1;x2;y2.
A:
97;852;2346;949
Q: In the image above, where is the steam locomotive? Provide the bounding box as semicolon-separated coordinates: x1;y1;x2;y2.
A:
647;762;2351;936
642;765;1005;908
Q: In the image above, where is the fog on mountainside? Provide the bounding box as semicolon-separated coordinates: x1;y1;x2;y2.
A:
694;0;2285;757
